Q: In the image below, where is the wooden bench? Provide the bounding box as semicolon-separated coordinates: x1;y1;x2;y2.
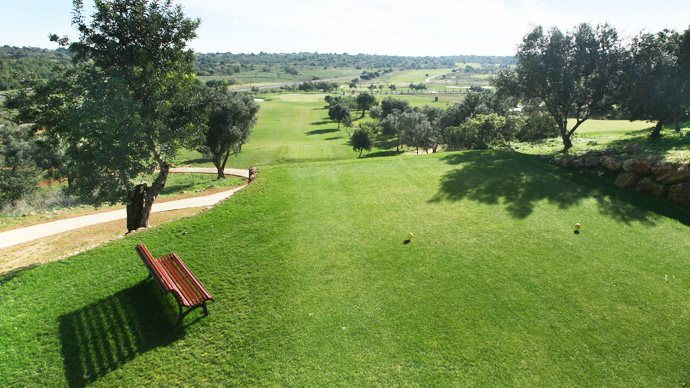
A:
135;244;214;325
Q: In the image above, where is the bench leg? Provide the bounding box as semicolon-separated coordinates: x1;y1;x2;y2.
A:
175;302;210;326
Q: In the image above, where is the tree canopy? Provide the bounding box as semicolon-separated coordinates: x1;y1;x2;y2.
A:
618;29;690;137
6;0;202;231
493;23;622;151
196;89;260;179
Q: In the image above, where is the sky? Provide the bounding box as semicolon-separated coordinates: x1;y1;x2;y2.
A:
2;0;690;57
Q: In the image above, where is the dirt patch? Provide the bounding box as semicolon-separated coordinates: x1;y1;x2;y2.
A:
0;184;243;233
0;207;206;275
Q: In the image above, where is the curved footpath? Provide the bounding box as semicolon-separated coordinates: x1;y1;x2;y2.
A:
0;167;250;250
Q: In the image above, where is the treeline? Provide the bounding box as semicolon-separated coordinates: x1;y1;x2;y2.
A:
323;91;558;158
194;52;517;76
1;46;516;89
0;46;72;91
493;23;690;150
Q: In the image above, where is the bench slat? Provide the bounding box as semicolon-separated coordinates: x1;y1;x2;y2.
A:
160;255;205;307
135;244;213;325
171;253;214;302
136;245;174;293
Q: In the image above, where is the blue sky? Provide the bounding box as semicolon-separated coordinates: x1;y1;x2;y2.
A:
2;0;689;56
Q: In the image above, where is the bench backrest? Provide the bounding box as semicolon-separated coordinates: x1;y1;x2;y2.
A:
135;244;175;293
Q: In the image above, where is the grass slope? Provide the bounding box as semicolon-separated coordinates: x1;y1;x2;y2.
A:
177;94;404;169
2;151;690;387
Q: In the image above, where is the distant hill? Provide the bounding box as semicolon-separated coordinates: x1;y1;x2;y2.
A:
194;52;516;77
0;46;72;91
0;46;516;91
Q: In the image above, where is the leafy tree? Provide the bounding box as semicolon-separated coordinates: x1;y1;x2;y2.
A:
350;127;374;157
493;23;622;151
328;101;353;130
618;29;690;137
0;122;41;205
388;84;397;94
439;91;512;130
369;106;383;121
441;126;474;151
7;0;202;231
196;88;259;179
396;111;435;154
380;97;411;119
380;110;401;147
419;105;444;152
356;92;377;118
459;113;506;149
515;111;558;142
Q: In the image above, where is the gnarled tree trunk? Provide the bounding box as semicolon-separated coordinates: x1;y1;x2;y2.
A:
212;150;231;179
649;120;664;138
126;162;169;232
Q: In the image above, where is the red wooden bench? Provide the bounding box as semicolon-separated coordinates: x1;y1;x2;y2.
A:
135;244;214;325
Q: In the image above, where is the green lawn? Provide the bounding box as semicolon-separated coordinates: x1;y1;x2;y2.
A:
2;151;690;386
517;120;690;163
176;93;408;169
573;119;652;137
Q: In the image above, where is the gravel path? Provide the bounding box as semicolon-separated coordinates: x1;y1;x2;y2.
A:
0;185;246;249
169;167;249;178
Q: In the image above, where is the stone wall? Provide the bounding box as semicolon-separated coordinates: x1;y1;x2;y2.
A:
551;156;690;204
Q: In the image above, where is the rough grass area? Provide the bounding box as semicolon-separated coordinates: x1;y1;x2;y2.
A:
516;120;690;163
0;174;244;230
2;151;690;387
0;207;204;274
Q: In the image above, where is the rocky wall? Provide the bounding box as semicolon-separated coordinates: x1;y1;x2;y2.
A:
551;156;690;204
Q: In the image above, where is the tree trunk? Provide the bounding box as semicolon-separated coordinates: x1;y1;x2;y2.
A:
650;120;664;138
560;130;573;152
126;162;169;232
674;113;681;132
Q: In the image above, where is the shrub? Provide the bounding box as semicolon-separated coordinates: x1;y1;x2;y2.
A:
351;128;374;157
516;112;558;142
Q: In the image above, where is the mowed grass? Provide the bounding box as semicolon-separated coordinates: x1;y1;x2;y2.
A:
176;93;405;169
574;119;653;137
2;151;690;386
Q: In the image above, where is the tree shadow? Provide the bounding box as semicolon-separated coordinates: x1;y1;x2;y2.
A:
310;120;332;126
178;157;210;165
363;150;404;158
374;138;400;151
601;129;690;160
306;128;339;135
429;151;690;226
325;136;344;140
59;281;183;388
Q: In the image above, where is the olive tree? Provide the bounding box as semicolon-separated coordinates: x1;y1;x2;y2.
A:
350;127;374;158
196;89;259;179
618;29;690;137
7;0;202;231
493;23;622;151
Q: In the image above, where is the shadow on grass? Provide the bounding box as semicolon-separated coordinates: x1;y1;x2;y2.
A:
306;128;339;135
374;138;400;151
310;120;332;126
59;281;183;388
325;136;344;141
162;182;206;194
178;157;210;165
430;151;690;226
363;150;404;158
603;128;690;159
